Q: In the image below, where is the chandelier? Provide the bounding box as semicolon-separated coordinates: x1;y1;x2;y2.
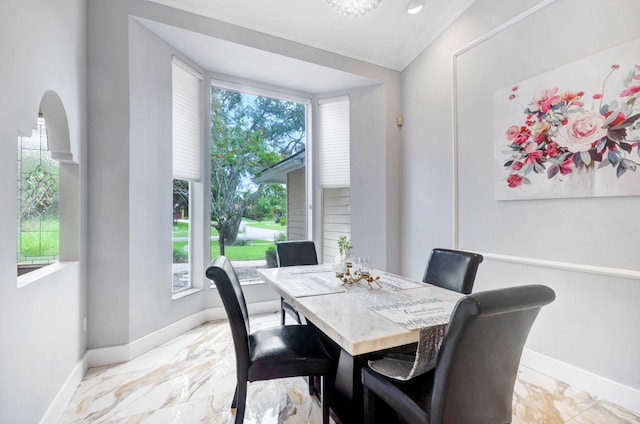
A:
326;0;382;17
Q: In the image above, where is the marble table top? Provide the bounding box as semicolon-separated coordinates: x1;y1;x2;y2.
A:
257;267;464;356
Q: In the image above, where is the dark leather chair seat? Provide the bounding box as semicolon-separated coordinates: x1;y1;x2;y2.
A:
248;325;332;380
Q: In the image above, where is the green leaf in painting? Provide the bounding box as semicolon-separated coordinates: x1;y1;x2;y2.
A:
624;70;635;87
619;142;633;154
573;152;582;167
607;129;626;142
616;162;627;178
621;158;637;171
611;113;640;129
581;151;592;166
533;162;545;174
608;150;620;167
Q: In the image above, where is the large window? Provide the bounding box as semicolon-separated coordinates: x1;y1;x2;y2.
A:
172;57;202;293
17;115;59;274
210;82;309;280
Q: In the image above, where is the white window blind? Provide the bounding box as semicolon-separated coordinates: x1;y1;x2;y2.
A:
172;57;202;182
318;96;350;187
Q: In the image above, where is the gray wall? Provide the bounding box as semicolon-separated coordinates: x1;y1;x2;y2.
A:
0;0;87;422
401;0;640;406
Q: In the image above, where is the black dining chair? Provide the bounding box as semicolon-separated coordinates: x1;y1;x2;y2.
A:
206;256;332;424
422;248;484;294
276;240;319;325
361;284;556;424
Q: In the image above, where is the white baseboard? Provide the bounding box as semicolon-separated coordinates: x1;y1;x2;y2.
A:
39;353;88;424
43;301;279;423
521;348;640;415
87;301;279;367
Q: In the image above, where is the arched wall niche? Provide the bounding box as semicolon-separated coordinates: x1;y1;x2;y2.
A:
40;90;74;163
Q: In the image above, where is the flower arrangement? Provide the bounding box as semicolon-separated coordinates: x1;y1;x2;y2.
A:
502;64;640;189
337;235;352;255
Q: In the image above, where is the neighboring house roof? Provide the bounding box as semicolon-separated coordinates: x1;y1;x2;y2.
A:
254;149;305;184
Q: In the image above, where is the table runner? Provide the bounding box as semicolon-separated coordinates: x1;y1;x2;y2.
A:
368;324;446;380
368;296;455;380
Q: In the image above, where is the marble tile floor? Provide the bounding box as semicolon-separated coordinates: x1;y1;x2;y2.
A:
61;313;640;424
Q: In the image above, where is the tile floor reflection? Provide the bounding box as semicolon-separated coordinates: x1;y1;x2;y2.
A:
61;313;640;423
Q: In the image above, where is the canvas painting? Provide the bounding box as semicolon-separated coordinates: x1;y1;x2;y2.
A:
494;37;640;200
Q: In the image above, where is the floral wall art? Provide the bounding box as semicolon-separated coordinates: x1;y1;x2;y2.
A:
494;37;640;200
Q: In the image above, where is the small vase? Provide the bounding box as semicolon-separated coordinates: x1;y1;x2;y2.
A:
343;248;353;268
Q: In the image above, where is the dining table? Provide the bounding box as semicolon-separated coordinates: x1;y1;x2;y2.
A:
257;264;465;424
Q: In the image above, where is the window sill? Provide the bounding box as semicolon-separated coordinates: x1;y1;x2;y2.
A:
17;261;79;289
209;278;266;290
172;287;203;300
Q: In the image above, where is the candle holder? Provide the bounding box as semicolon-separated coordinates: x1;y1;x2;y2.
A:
337;262;382;289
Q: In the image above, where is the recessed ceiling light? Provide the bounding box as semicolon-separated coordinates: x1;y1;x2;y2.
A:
407;0;424;14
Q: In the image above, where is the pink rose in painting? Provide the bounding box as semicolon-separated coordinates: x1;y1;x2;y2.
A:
559;158;574;175
555;112;607;153
505;125;520;141
523;142;543;164
507;174;523;188
545;142;561;157
512;161;523;171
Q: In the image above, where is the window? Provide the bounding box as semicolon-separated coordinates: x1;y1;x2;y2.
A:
17;115;59;274
210;81;310;281
172;57;202;293
318;96;351;261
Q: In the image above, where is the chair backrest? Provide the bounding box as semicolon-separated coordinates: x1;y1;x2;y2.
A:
422;248;483;294
430;284;555;424
276;240;318;267
205;256;250;376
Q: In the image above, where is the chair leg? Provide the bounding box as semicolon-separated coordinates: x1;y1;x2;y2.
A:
280;299;286;325
363;384;376;424
320;375;330;424
234;380;247;424
231;382;238;408
308;376;315;396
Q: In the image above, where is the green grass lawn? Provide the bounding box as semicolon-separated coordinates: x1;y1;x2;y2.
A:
211;240;271;260
173;220;219;237
173;239;272;261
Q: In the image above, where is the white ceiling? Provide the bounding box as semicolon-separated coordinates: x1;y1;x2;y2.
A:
142;0;475;93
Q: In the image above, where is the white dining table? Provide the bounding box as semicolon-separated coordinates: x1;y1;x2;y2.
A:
257;265;464;423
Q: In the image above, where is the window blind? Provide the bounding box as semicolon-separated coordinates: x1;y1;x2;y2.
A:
172;57;202;182
318;95;350;187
